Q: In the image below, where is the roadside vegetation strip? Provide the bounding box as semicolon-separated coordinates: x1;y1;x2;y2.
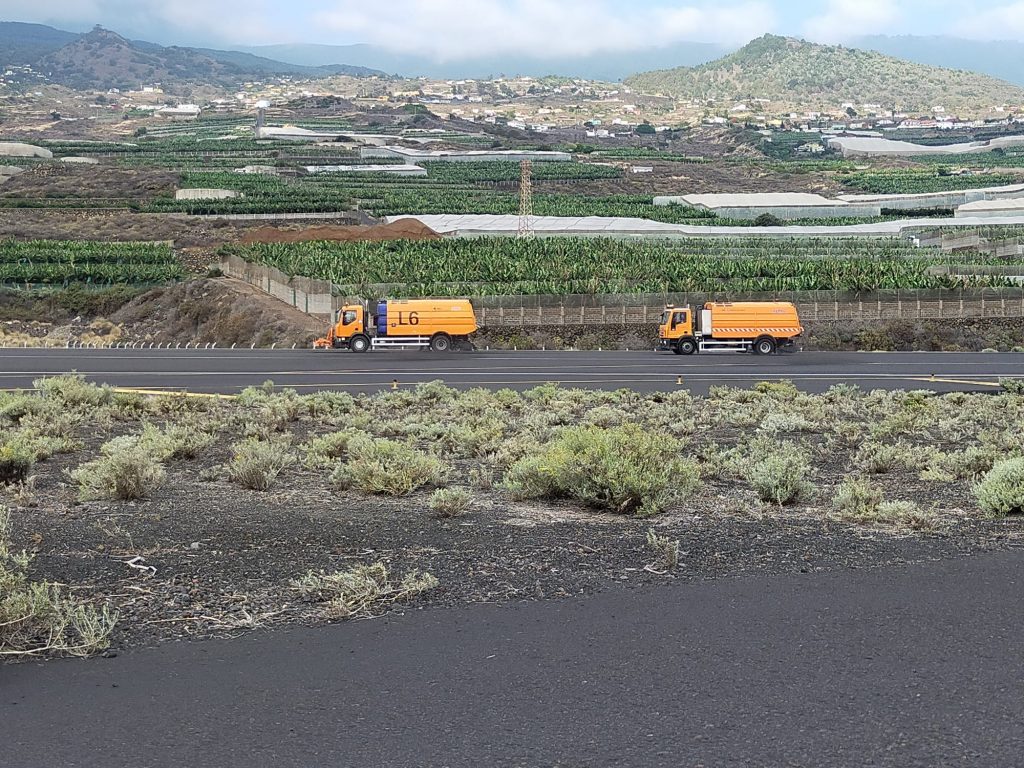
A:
3;374;1024;656
224;236;1024;296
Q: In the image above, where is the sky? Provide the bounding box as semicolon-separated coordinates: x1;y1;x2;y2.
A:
2;0;1023;56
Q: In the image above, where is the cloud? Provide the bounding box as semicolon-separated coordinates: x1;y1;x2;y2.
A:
956;2;1024;40
803;0;903;43
315;0;777;60
2;0;278;45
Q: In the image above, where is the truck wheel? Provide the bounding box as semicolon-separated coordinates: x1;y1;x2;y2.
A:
754;337;777;355
430;333;452;352
675;338;697;356
350;335;370;353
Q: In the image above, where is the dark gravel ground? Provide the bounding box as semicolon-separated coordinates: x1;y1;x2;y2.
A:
7;450;1022;650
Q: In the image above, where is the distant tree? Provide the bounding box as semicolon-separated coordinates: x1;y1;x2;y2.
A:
636;122;656;135
134;127;147;137
753;213;783;227
846;106;858;118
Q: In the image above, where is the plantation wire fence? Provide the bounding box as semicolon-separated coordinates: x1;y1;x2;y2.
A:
220;254;1024;325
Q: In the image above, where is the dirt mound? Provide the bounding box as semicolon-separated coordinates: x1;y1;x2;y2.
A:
240;218;442;244
111;277;322;348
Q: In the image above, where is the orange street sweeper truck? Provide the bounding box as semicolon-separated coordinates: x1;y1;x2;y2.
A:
314;298;478;352
659;301;803;355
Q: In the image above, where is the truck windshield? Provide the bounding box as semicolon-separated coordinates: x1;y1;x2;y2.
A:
660;311;669;325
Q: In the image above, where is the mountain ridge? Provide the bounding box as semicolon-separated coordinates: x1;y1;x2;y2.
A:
1;24;383;90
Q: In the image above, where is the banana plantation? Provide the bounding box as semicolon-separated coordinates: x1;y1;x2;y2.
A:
223;236;1024;296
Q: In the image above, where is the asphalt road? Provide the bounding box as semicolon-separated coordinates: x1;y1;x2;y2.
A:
4;551;1023;768
1;348;1023;394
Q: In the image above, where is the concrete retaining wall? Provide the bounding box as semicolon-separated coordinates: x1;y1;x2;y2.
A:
175;188;239;201
700;204;881;220
220;254;337;317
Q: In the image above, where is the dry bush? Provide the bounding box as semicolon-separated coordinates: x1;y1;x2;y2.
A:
331;435;446;496
301;430;368;469
227;439;296;491
161;423;216;460
33;373;112;408
876;501;939;531
734;439;812;506
832;476;884;522
1;506;117;657
70;436;167;501
503;424;699;516
468;466;494;491
429;487;473;518
975;458;1024;518
1000;378;1024;395
0;443;33;485
854;442;904;474
645;528;680;573
292;562;438;619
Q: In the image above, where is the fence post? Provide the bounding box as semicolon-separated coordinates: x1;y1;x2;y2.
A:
560;305;565;325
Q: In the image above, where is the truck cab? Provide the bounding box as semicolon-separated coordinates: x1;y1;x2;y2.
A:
315;304;368;350
659;306;698;355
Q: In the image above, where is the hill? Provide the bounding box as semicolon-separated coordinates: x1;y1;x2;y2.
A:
625;34;1024;112
854;35;1024;88
0;21;79;65
12;25;382;91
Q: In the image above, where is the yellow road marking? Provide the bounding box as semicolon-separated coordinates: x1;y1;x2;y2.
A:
0;386;235;399
909;377;1002;388
111;387;236;400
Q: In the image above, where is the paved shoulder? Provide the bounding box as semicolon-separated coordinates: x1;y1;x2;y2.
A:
5;552;1024;767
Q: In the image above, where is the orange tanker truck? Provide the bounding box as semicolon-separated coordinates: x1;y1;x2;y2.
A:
659;301;803;355
314;298;478;352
